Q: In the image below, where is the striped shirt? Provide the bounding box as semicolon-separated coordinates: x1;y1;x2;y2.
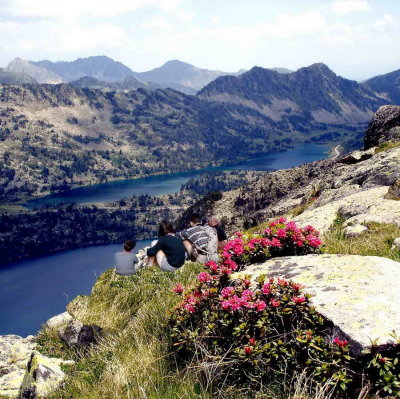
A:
177;224;208;249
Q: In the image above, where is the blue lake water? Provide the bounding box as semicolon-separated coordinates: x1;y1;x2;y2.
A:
1;144;329;336
0;241;152;337
25;144;329;209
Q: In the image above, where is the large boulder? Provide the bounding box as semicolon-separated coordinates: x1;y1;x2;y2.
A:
0;335;36;398
364;105;400;149
45;312;73;329
19;351;65;399
58;319;102;349
238;254;400;353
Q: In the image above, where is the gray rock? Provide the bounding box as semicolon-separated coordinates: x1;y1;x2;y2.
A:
364;105;400;149
391;238;400;251
385;179;400;200
339;148;375;165
45;312;73;329
236;254;400;353
19;351;65;399
344;224;368;238
58;319;102;349
0;335;36;398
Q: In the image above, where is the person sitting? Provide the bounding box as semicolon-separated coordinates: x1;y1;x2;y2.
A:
208;216;228;251
177;214;218;263
114;239;138;276
147;221;186;271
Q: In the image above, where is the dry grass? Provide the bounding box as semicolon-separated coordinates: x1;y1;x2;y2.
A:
324;219;400;262
374;141;400;154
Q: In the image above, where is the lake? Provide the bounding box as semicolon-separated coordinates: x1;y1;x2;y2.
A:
1;144;329;336
25;144;329;209
0;241;152;337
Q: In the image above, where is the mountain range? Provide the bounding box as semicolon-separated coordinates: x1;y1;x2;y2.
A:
2;56;291;94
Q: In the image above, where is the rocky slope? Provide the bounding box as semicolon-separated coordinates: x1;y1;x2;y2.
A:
179;105;400;234
363;68;400;104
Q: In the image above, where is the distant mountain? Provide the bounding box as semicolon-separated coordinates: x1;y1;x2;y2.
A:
198;63;384;124
31;55;135;82
6;58;63;84
0;68;37;85
269;67;294;74
363;69;400;104
70;75;161;91
134;60;244;94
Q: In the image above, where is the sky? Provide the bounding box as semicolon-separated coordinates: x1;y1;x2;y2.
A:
0;0;399;81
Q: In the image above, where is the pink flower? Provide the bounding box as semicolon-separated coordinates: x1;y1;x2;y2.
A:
270;238;282;248
291;283;303;292
255;300;267;312
292;296;306;304
276;229;287;238
277;217;287;224
184;304;196;313
270;299;281;307
296;240;304;247
285;221;298;231
173;284;184;294
308;235;322;248
262;283;271;295
332;337;348;348
278;278;288;287
249;338;256;346
244;279;251;287
244;346;253;355
220;300;230;310
198;272;212;283
242;289;254;300
206;261;219;272
221;286;235;298
235;231;243;237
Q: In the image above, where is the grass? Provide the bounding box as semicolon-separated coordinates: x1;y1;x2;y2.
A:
323;218;400;262
38;262;212;399
374;141;400;154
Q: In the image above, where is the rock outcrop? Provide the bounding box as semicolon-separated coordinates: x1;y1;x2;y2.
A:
364;105;400;149
19;352;65;399
237;254;400;353
58;319;102;349
0;335;36;397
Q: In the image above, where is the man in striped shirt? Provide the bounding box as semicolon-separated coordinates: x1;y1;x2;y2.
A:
177;214;209;260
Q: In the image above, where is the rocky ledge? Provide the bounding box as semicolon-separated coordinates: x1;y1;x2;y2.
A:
238;254;400;354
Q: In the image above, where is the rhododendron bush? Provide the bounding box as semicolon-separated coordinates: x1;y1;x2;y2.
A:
170;219;400;397
221;218;322;269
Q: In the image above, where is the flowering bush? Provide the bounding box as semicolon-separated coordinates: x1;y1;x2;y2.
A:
169;220;400;397
170;261;354;394
220;218;322;269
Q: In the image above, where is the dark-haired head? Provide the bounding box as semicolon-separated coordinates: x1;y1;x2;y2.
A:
158;220;175;237
190;213;202;225
123;239;136;252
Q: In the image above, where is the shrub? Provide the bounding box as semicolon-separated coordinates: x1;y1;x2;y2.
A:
170;262;353;395
170;219;400;397
221;218;322;269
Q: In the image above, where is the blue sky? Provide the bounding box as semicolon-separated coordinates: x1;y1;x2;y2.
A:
0;0;399;80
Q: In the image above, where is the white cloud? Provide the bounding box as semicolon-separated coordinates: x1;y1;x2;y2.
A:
210;16;221;24
331;0;371;15
2;0;183;18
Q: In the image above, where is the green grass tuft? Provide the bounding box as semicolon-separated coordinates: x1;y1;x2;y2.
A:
374;141;400;154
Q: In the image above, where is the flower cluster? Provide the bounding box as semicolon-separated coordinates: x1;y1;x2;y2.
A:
262;217;322;257
218;218;322;270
